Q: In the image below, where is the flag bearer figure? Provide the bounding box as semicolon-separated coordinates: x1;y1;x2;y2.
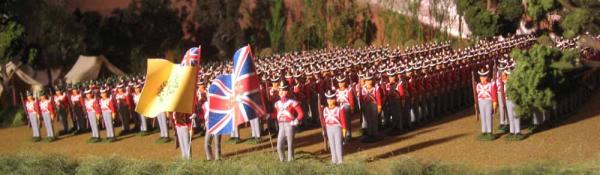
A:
84;89;102;143
360;72;382;143
53;87;70;135
132;84;148;135
38;91;57;141
99;88;117;142
173;112;193;160
335;75;354;142
503;69;524;140
476;67;497;140
323;90;347;164
24;91;41;142
203;102;222;161
273;80;304;162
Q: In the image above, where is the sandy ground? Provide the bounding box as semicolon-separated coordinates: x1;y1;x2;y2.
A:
1;90;599;169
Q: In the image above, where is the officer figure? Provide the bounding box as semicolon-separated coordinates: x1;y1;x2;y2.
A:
476;66;497;140
323;89;347;164
273;80;304;162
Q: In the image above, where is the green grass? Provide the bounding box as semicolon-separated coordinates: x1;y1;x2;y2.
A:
0;152;599;175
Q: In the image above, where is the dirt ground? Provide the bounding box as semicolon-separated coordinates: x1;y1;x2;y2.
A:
1;90;600;169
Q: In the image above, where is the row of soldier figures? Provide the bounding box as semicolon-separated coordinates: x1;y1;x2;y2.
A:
22;33;600;163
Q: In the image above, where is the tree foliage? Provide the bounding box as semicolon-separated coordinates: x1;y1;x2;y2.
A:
507;44;578;117
0;21;24;63
526;0;559;21
457;0;523;37
194;0;244;60
559;0;600;39
265;0;285;52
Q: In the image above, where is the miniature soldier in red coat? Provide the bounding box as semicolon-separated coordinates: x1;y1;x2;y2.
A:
99;88;117;142
359;72;382;143
322;89;348;164
335;75;355;141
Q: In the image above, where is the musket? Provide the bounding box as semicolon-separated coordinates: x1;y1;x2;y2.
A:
471;71;480;121
317;93;328;151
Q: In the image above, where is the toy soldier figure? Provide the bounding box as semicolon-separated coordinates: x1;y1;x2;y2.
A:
503;68;524;140
385;68;405;133
203;101;222;160
273;80;304;162
132;83;148;135
335;75;354;141
115;83;134;135
360;72;382;143
83;89;102;143
173;112;193;160
24;91;41;142
476;66;497;140
99;88;117;142
52;86;70;136
323;90;348;164
38;91;57;141
69;86;87;134
194;80;207;135
496;61;509;132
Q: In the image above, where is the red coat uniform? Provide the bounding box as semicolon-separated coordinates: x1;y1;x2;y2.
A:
53;94;69;110
322;106;347;129
114;92;133;109
273;99;304;122
70;93;83;107
476;82;497;103
84;98;101;115
335;88;355;110
360;86;382;106
38;99;55;114
25;99;40;115
99;97;116;113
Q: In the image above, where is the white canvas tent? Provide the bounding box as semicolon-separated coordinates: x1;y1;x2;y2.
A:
64;55;126;84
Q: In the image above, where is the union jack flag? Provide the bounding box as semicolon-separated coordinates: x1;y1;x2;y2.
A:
180;46;201;67
207;45;266;135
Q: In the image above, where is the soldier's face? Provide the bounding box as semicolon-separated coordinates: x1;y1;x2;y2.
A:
86;93;93;98
388;76;396;83
327;99;336;106
480;76;488;83
55;91;62;96
40;96;47;100
338;82;346;88
502;73;508;81
279;90;288;98
27;96;33;101
365;80;373;87
101;93;108;98
134;88;141;93
118;88;124;93
72;89;78;94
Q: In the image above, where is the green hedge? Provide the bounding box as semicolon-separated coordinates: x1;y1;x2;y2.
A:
0;152;599;175
0;108;26;127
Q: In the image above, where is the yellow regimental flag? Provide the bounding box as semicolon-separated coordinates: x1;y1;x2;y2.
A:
135;59;198;118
